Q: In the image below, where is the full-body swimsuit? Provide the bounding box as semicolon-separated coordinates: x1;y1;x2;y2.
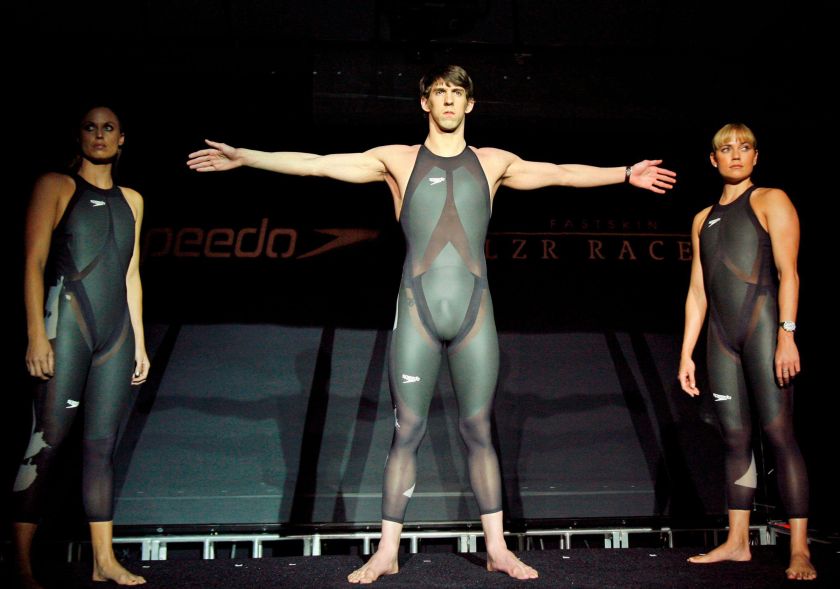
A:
699;185;808;516
14;175;137;523
382;145;502;522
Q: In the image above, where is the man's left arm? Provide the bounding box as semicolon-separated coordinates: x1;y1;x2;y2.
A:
500;155;676;194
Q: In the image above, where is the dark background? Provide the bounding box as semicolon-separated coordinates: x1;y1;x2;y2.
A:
5;1;835;532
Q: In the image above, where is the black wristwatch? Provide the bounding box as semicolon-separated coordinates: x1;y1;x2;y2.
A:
779;321;796;332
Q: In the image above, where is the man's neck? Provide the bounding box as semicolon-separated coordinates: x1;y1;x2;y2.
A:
424;126;467;157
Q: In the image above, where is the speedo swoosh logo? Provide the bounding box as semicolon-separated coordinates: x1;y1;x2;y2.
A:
402;374;421;384
713;393;731;402
428;177;445;185
707;218;721;228
296;228;379;259
66;399;80;409
90;199;106;207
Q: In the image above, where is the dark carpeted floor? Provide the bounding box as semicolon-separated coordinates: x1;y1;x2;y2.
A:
4;545;838;589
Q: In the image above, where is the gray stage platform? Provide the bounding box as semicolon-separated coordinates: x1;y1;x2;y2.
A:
113;325;714;526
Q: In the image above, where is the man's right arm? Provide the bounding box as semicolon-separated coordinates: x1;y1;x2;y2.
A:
187;140;391;184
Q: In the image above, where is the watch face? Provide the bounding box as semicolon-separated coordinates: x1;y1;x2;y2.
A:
781;321;796;332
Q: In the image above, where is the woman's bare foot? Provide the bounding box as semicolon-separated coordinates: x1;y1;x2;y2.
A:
92;559;146;585
786;552;817;581
486;548;538;580
687;540;751;564
347;550;399;584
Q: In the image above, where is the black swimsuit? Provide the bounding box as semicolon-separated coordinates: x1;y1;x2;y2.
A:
14;175;137;522
382;145;502;523
699;186;808;516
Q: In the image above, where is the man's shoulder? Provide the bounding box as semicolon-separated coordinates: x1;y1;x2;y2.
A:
472;146;515;158
468;148;522;187
369;144;421;157
472;146;518;169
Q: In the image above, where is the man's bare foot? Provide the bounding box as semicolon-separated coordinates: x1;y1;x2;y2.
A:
786;552;817;581
92;559;146;585
687;541;751;564
347;551;399;584
486;549;538;580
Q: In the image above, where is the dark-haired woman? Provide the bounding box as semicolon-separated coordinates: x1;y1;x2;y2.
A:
13;106;149;587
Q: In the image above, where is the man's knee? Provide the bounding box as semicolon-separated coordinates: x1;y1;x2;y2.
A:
459;415;491;447
393;415;428;448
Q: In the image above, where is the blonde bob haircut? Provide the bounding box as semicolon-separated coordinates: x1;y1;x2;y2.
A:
712;123;757;152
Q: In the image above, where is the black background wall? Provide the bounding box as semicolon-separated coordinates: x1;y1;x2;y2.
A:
5;1;835;531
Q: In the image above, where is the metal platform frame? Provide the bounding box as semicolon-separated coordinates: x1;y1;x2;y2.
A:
108;524;776;561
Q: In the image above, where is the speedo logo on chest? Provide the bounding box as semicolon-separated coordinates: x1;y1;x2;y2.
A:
707;217;721;228
428;177;445;186
90;199;106;207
